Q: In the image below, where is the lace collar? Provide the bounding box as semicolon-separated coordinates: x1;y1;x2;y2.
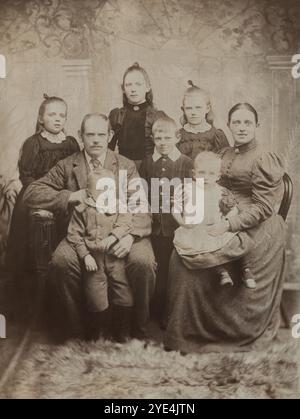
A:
183;123;213;134
41;130;66;144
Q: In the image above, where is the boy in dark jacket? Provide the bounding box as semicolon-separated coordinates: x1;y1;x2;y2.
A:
140;116;193;325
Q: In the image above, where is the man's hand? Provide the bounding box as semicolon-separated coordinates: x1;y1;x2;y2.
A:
99;235;118;252
68;190;87;206
111;234;134;259
84;254;98;272
207;220;230;237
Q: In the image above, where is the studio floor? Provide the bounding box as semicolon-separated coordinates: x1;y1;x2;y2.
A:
0;329;299;399
0;270;299;399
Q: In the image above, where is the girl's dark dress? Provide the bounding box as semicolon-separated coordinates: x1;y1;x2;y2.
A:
177;126;229;160
109;102;166;163
7;134;79;282
164;140;286;353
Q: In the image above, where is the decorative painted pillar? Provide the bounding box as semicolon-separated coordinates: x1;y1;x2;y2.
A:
61;60;92;139
266;56;298;153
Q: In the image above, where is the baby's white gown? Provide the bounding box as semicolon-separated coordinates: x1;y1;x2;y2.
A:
174;182;237;257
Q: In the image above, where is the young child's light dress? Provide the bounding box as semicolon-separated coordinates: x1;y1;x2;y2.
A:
174;181;238;257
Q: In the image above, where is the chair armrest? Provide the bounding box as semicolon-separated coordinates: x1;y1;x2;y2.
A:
30;209;55;221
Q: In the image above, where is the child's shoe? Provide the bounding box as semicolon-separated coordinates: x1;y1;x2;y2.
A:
219;270;234;287
242;268;257;289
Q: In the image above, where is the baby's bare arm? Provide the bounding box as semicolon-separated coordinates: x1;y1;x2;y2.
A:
172;212;191;228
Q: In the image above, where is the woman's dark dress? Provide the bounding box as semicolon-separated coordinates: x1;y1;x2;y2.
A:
164;139;286;353
7;134;79;276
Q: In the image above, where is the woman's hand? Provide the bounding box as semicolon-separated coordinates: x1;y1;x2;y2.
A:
84;254;98;272
207;220;230;237
111;234;134;258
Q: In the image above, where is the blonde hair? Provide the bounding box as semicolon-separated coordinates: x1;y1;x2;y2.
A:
152;115;178;136
194;151;221;169
181;80;214;126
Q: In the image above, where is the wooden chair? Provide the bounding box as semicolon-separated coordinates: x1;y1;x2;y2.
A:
278;173;293;222
278;173;300;327
29;210;59;301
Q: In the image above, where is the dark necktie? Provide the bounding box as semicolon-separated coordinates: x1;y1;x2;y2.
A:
91;158;101;170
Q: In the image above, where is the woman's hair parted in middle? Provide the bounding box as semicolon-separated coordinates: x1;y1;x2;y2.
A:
122;62;153;106
181;80;214;126
36;93;68;134
228;103;259;125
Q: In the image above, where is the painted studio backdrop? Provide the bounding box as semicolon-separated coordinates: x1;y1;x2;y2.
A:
0;0;300;297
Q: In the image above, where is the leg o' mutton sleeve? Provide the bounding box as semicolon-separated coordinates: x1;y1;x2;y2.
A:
227;152;284;232
214;129;230;152
69;137;80;154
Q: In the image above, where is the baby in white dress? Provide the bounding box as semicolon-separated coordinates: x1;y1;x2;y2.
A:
173;151;256;288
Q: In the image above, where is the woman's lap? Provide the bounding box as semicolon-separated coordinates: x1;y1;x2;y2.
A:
165;215;287;353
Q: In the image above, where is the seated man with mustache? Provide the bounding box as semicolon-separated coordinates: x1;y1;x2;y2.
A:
23;113;156;342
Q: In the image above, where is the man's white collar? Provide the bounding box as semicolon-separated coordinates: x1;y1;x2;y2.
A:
84;150;107;169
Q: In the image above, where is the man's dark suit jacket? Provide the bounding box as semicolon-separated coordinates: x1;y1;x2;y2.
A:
23;149;152;238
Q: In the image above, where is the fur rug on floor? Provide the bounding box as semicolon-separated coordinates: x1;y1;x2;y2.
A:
1;331;299;399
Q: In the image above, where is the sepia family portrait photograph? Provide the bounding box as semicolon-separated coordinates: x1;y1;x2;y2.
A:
0;0;300;400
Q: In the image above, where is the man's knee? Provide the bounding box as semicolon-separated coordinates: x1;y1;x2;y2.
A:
51;247;69;272
50;240;80;277
126;240;157;296
127;240;157;275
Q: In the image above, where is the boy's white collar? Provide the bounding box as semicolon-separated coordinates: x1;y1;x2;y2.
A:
152;147;181;162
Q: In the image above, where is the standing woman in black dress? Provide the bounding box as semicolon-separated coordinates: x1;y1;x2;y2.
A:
108;63;167;338
109;62;166;169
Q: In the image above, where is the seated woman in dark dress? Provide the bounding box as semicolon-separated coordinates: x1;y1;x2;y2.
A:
164;103;286;354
